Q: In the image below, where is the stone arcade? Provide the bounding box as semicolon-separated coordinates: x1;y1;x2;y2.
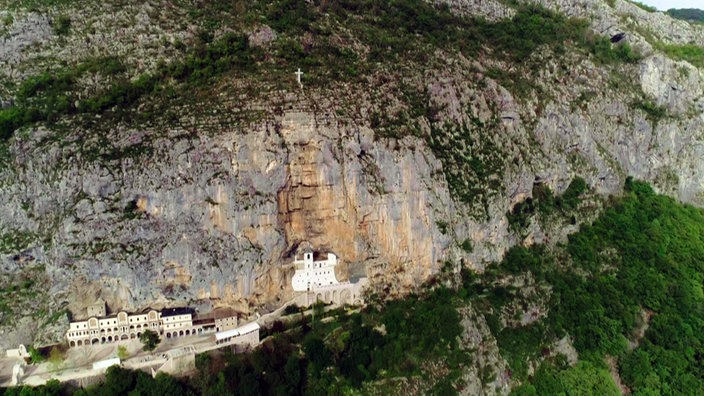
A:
65;303;240;347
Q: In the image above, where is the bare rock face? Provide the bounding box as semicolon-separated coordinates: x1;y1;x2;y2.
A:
275;112;450;289
435;0;515;21
0;104;460;349
0;12;52;71
640;54;702;114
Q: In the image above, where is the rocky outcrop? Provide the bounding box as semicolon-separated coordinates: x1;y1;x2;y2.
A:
435;0;516;21
531;0;704;48
276;112;452;288
0;3;193;81
458;306;511;395
0;12;52;74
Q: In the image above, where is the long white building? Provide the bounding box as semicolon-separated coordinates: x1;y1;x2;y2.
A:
66;309;167;347
65;306;239;347
214;322;260;347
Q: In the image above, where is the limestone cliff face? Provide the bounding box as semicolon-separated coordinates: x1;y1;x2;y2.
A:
0;105;459;348
275;112;450;290
0;0;703;352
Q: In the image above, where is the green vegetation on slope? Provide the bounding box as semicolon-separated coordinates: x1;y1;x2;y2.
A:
195;289;466;394
0;230;37;254
666;8;704;23
512;362;620;396
659;43;704;68
428;119;506;212
508;177;588;231
627;1;657;13
2;288;467;395
504;178;704;394
562;179;704;392
0;35;258;140
0;1;640;143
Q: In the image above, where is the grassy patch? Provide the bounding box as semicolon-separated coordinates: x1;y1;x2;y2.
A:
660;43;704;68
0;229;36;254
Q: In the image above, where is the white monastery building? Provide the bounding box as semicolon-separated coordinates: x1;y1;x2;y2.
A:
66;308;165;346
291;250;340;292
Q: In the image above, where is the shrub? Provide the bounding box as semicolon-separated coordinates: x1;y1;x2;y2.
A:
460;239;473;253
632;98;667;122
48;347;63;370
562;177;588;209
283;304;300;315
52;15;71;36
507;198;536;231
28;345;45;364
0;108;24;140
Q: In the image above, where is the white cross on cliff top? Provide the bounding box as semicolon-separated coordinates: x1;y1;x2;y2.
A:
295;68;303;88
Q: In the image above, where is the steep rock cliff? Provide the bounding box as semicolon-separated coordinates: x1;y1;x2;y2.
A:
0;0;702;357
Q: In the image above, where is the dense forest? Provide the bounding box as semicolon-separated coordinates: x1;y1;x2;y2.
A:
667;8;704;23
3;178;703;394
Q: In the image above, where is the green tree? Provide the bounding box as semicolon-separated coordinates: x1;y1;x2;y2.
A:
117;345;129;360
139;330;160;352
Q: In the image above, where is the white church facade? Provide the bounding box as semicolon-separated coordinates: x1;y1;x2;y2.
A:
291;250;340;292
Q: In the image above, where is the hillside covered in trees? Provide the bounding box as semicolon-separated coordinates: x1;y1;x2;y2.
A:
667;8;704;23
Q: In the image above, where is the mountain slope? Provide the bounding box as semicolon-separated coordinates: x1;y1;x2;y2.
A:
0;0;702;355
